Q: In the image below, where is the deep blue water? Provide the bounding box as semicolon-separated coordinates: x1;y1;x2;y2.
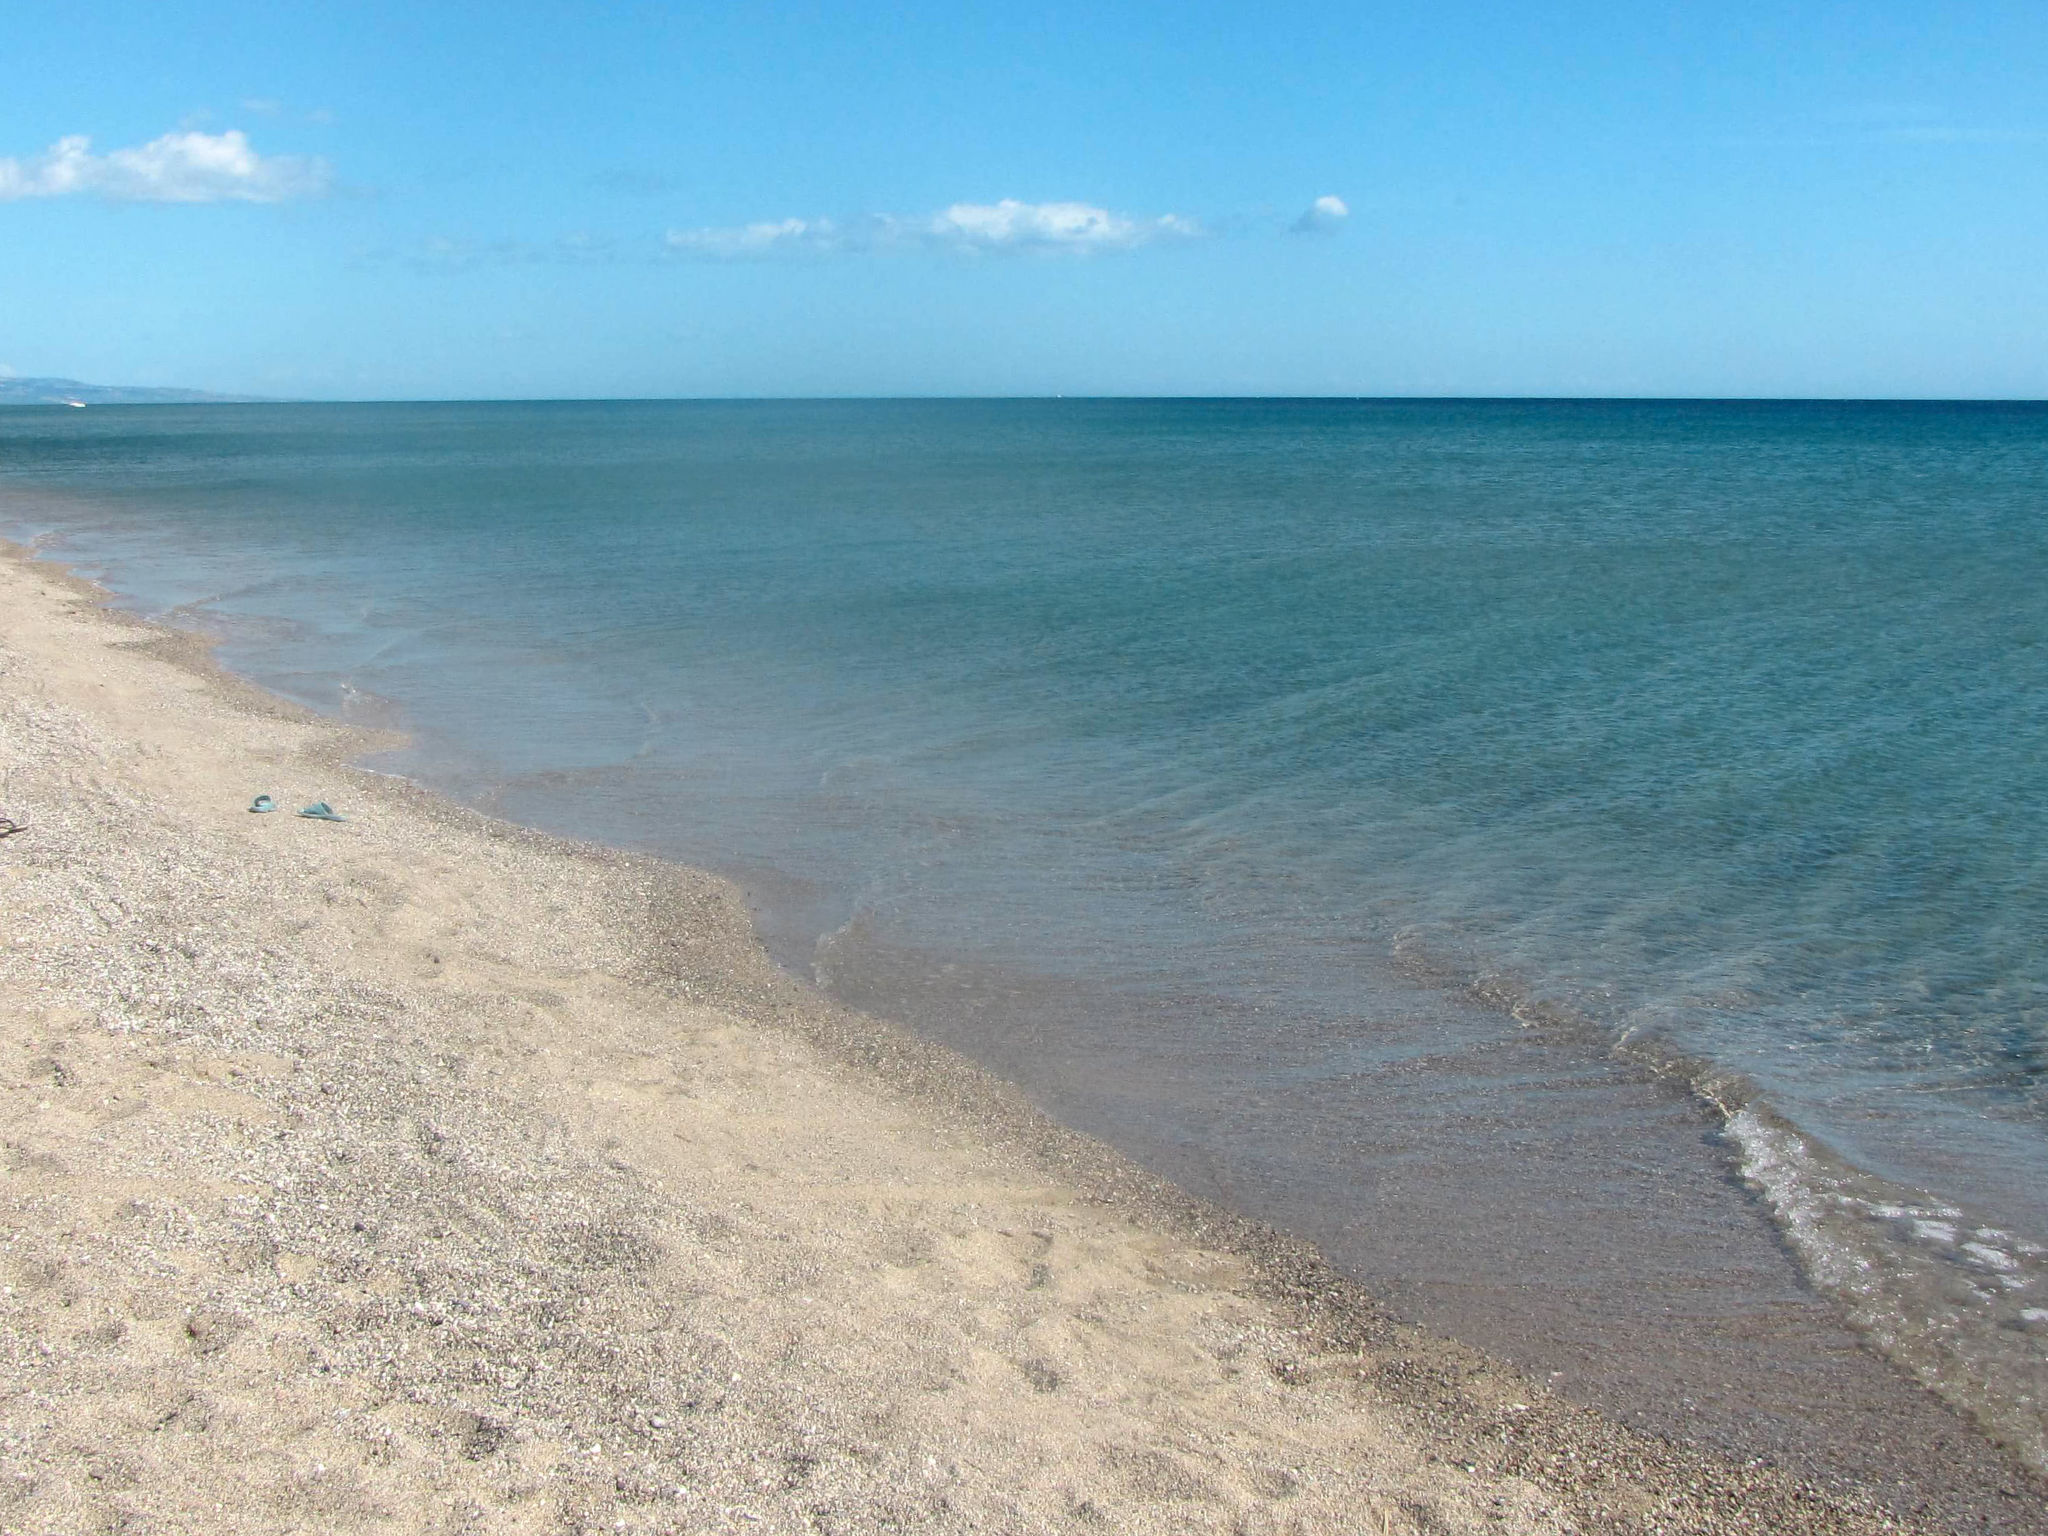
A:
5;399;2046;1468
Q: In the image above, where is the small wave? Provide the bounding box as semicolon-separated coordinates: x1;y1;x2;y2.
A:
1390;925;2048;1473
1727;1106;2048;1474
810;903;881;994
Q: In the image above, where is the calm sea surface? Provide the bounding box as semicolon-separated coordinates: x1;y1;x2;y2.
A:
5;400;2046;1483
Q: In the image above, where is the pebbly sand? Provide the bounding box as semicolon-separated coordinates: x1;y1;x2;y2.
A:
0;542;2041;1535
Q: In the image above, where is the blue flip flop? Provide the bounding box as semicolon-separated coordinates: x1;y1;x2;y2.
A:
249;794;277;813
297;802;347;822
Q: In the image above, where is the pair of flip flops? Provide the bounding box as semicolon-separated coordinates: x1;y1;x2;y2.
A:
249;795;347;822
0;816;27;839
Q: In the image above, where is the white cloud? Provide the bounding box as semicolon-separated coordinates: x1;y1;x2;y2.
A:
927;199;1200;251
1290;195;1349;235
241;97;284;116
0;130;329;204
665;199;1203;260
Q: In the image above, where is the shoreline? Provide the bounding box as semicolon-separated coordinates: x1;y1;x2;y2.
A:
8;400;2047;1478
1;540;2040;1533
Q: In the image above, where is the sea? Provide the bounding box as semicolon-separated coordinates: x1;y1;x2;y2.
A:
4;399;2045;1490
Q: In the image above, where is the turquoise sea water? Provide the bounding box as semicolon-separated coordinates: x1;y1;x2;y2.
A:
4;400;2046;1478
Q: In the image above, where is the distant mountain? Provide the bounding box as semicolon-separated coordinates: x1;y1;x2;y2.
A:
0;376;272;405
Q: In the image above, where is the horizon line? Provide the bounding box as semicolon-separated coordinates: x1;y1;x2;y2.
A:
7;392;2048;407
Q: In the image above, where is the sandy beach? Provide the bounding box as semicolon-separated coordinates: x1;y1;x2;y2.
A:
0;541;2038;1535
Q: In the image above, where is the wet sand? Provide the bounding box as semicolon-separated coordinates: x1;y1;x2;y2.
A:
802;920;2048;1523
0;542;2040;1534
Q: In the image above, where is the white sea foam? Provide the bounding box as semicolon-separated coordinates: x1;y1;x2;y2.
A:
1728;1108;2048;1475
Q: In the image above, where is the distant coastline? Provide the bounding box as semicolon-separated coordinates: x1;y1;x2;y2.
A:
0;374;277;406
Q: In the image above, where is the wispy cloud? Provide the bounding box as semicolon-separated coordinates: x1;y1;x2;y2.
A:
1711;109;2044;151
665;199;1203;260
668;216;851;258
1855;125;2041;145
591;167;683;196
1290;194;1349;235
0;130;329;204
241;98;336;126
360;232;620;273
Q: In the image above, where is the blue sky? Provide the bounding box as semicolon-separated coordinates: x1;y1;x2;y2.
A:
3;2;2045;398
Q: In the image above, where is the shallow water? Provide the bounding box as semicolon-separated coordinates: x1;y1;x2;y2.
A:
4;398;2046;1484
